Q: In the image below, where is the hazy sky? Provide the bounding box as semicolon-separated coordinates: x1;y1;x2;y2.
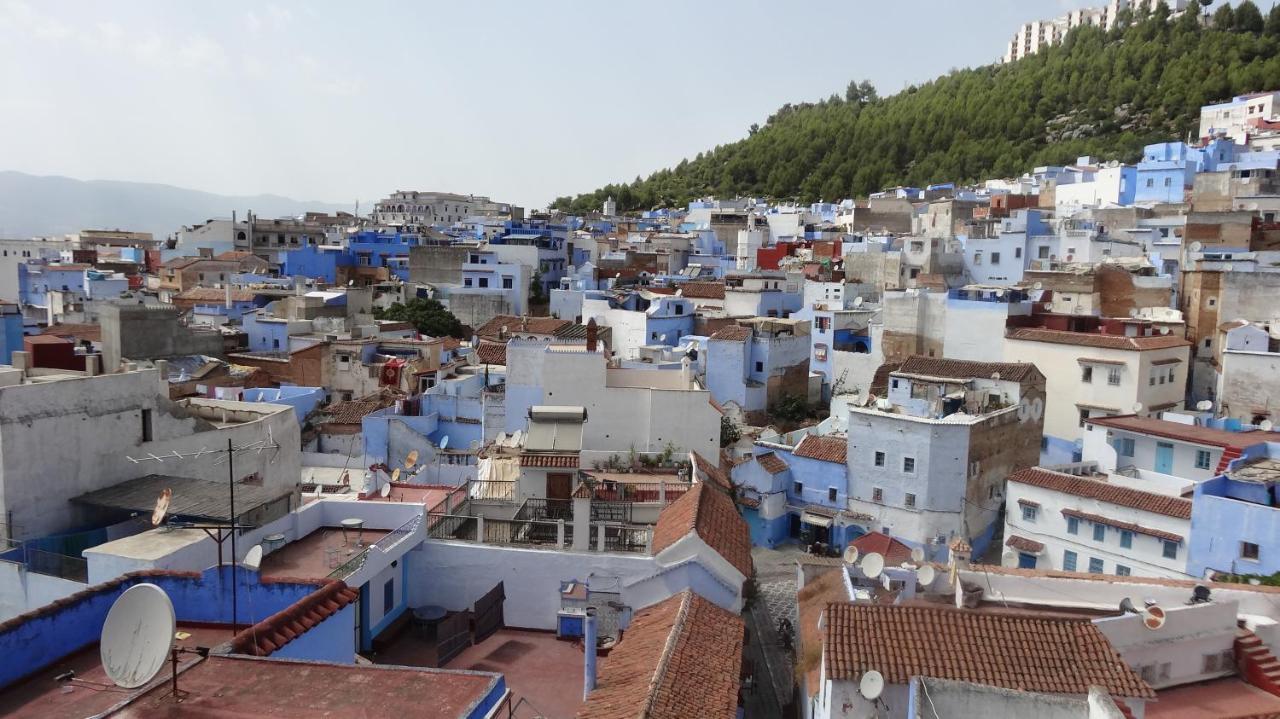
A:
0;0;1230;210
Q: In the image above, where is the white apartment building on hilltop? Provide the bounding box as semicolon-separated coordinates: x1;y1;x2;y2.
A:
1003;0;1188;64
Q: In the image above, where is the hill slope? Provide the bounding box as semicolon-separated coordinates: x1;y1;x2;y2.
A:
553;6;1280;213
0;171;350;240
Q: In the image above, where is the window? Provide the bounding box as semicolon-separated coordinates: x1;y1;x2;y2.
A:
1015;247;1022;259
674;304;684;315
1079;409;1090;428
1116;565;1131;576
1195;450;1212;470
273;338;280;349
478;277;489;288
1063;550;1077;571
754;361;763;373
1162;540;1178;559
1107;367;1121;386
815;316;831;331
1093;523;1106;542
902;457;915;473
1242;541;1261;561
874;451;885;467
502;276;513;289
1118;438;1135;457
1146;178;1155;188
1088;557;1104;574
1021;505;1038;522
141;409;153;443
1081;366;1093;383
814;344;828;362
1149;373;1156;386
463;278;473;287
1067;517;1080;535
827;487;838;503
872;487;884;502
383;578;395;614
1038;246;1050;259
793;481;803;495
973;252;983;265
991;251;1001;265
1120;530;1133;549
905;493;916;508
1167;367;1176;383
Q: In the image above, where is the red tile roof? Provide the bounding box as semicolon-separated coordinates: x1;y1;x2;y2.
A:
1088;414;1279;451
709;324;752;342
1008;467;1192;519
519;453;579;468
578;591;743;719
441;336;462;350
897;356;1042;383
1060;508;1184;543
793;435;848;465
822;603;1154;698
653;482;753;577
848;531;914;566
691;451;732;490
1006;535;1045;553
1006;327;1189;351
797;569;850;697
474;314;570;339
319;390;402;425
475;339;507;365
678;281;726;300
41;323;102;342
756;452;789;475
229;580;359;657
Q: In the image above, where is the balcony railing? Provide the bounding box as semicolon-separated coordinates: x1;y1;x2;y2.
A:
516;497;573;521
482;518;562;547
587;481;689;505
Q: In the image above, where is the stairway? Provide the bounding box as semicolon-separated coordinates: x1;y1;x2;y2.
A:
1215;446;1244;475
1235;627;1280;696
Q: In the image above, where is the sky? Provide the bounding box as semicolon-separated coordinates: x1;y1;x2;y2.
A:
0;0;1233;210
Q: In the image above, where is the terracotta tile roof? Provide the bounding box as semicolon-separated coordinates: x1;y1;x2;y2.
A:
215;251;258;261
797;569;850;697
691;451;732;490
678;281;726;299
319;390;402;425
756;452;789;475
519;453;579;468
1088;414;1279;451
793;435;848;465
475;339;507;365
41;323;102;342
709;324;752;342
1060;508;1184;543
848;531;914;566
1006;535;1045;553
229;579;358;656
653;482;753;577
441;336;461;350
1006;327;1189;351
821;603;1154;698
869;361;904;395
1008;467;1192;519
578;591;743;719
897;356;1042;383
474;314;570;339
175;287;260;303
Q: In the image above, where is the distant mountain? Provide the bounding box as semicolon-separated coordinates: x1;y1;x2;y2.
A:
553;6;1280;212
0;171;352;240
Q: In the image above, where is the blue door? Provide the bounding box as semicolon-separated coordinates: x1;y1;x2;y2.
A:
1155;442;1175;474
1018;552;1037;569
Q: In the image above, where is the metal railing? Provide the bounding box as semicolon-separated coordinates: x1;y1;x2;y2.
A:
328;549;370;581
482;518;561;547
374;515;422;552
427;514;479;541
588;481;688;505
590;524;652;554
516;497;572;521
24;547;88;583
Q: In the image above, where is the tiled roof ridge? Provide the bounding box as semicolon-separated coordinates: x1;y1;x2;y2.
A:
1009;467;1191;519
229;579;358;657
640;592;693;718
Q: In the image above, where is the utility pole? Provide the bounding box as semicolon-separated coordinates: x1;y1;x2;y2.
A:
228;437;239;634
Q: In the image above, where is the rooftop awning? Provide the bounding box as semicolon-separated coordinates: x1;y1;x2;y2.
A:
801;511;833;528
71;474;291;524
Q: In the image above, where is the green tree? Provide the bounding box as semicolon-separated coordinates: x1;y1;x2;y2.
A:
528;268;546;306
1212;3;1235;30
719;415;741;448
375;297;464;338
1235;0;1265;32
1269;4;1280;36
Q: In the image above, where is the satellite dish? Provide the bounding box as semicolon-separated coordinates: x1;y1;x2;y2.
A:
406;449;419;468
101;584;175;689
1128;308;1139;319
1262;419;1275;432
880;573;892;590
1032;281;1043;291
853;296;864;308
150;488;172;527
910;546;925;563
1132;402;1144;413
244;545;263;570
859;670;885;701
1120;597;1138;614
1196;399;1213;411
380;482;391;498
1189;241;1203;252
843;546;860;565
918;565;936;586
440;435;450;451
391;468;401;483
860;552;885;579
1143;605;1167;630
1042;302;1054;312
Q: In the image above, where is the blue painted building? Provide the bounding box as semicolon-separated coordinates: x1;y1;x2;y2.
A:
1187;443;1280;578
1135;139;1238;204
280;245;353;284
0;302;22;364
241;386;326;423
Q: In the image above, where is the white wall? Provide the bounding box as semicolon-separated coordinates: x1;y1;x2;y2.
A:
0;560;87;622
1094;600;1239;689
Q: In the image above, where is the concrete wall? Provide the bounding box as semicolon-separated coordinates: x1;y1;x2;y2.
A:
1094;600;1237;690
1219;350;1280;423
408;245;467;285
100;304;224;371
943;299;1012;362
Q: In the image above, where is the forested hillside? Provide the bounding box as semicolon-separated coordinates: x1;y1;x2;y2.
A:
552;2;1280;213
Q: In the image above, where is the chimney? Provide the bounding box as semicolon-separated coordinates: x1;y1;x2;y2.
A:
582;607;598;700
586;318;598;352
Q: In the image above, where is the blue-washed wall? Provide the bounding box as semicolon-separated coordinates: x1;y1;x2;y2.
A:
272;603;355;664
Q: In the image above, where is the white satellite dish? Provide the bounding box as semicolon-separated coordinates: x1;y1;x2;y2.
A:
918;565;937;586
1132;402;1144;413
151;488;172;527
1143;605;1167;631
1032;281;1043;291
860;552;885;579
406;449;419;468
244;545;263;570
859;670;885;701
440;435;450;451
101;584;175;689
1261;419;1275;432
1189;241;1203;252
1196;399;1213;412
391;468;401;483
380;482;392;498
853;296;864;308
843;546;860;565
910;546;925;563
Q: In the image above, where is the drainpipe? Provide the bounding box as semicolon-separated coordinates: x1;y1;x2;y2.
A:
583;607;598;700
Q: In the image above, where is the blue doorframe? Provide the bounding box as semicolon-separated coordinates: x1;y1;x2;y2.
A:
1155;441;1174;474
1018;552;1037;569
